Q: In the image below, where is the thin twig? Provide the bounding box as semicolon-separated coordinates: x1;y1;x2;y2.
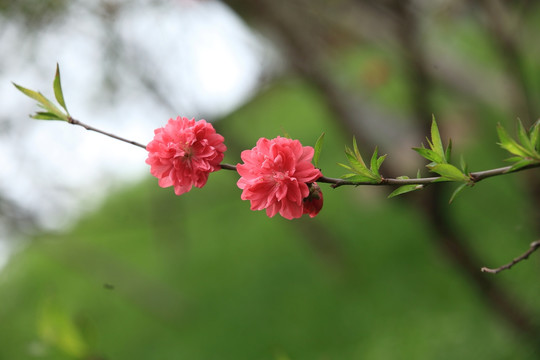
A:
219;163;237;171
68;117;147;150
481;240;540;274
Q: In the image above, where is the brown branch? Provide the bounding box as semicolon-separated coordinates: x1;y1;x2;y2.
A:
219;163;540;188
66;114;540;189
219;163;237;171
68;117;148;150
481;240;540;274
66;111;540;188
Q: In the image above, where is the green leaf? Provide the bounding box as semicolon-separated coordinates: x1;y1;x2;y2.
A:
387;184;423;198
507;158;537;172
32;111;65;120
338;163;352;171
13;83;63;116
517;119;534;154
504;156;524;163
53;63;69;114
13;82;43;103
430;116;445;161
432;177;452;183
340;173;357;179
13;82;68;121
412;147;444;164
341;174;380;183
342;142;380;181
355;167;379;180
376;154;387;172
428;163;468;181
449;183;468;204
351;137;365;166
497;123;528;157
313;132;325;168
445;138;452;163
370;146;378;173
39;298;88;358
530;119;540;152
370;146;384;178
460;154;468;173
345;147;365;172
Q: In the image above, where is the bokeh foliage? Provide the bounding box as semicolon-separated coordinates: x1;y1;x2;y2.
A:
2;1;540;359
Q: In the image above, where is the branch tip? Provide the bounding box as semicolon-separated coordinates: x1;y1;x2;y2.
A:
481;240;540;274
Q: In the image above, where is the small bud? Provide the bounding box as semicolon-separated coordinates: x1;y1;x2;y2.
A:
303;182;323;218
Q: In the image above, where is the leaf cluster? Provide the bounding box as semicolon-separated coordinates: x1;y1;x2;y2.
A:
392;117;470;202
339;137;387;183
413;117;469;182
497;119;540;172
13;64;70;121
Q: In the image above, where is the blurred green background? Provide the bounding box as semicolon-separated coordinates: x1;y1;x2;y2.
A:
1;1;540;359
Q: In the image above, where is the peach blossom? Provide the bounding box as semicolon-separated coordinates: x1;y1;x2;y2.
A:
146;116;226;195
237;137;322;219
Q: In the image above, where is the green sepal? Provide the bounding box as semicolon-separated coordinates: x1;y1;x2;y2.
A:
428;163;468;181
387;184;423;198
53;63;69;114
449;183;468;204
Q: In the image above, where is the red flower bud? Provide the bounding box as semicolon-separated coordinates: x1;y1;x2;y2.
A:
302;182;323;218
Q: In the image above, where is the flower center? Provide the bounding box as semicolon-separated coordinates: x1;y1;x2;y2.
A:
174;142;193;160
273;171;288;182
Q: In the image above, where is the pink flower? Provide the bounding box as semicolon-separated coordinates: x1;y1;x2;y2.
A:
237;136;322;219
146;116;226;195
302;182;323;218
